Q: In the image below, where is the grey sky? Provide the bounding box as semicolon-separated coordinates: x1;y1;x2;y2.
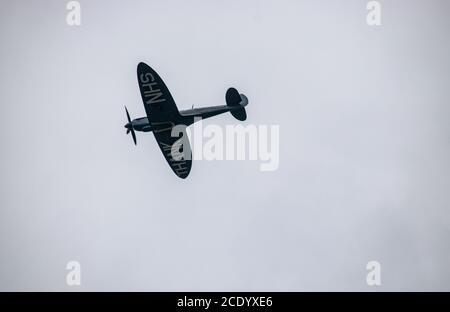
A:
0;0;449;291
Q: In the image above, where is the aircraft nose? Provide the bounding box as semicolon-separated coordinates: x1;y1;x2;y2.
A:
124;122;131;129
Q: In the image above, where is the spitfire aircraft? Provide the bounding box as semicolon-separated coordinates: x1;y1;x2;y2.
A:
124;62;248;179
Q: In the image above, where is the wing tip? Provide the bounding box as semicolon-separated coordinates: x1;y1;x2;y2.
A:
137;62;150;72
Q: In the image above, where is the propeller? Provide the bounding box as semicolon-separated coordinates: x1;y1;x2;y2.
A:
125;106;137;145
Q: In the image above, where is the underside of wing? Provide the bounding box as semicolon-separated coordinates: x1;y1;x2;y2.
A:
152;125;192;179
137;62;180;122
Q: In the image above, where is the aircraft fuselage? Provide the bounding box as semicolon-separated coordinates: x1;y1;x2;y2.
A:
124;104;241;133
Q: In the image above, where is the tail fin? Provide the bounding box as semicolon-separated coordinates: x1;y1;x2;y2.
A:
226;87;248;121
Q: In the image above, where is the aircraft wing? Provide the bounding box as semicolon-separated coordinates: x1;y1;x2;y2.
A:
152;125;192;179
137;62;191;178
137;62;180;122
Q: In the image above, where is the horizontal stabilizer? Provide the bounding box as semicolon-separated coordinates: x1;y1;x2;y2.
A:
231;108;247;121
226;87;248;121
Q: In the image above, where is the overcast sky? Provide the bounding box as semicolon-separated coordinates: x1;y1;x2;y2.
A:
1;0;449;291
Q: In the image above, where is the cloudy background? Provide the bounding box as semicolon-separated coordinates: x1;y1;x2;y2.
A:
0;0;449;291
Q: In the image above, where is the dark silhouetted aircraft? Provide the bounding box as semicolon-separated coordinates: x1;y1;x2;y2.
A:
124;62;248;179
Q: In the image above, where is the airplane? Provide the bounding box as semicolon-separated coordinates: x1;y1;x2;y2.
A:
124;62;249;179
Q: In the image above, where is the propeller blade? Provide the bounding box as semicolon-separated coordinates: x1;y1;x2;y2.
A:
131;128;137;145
125;106;137;145
125;106;132;123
